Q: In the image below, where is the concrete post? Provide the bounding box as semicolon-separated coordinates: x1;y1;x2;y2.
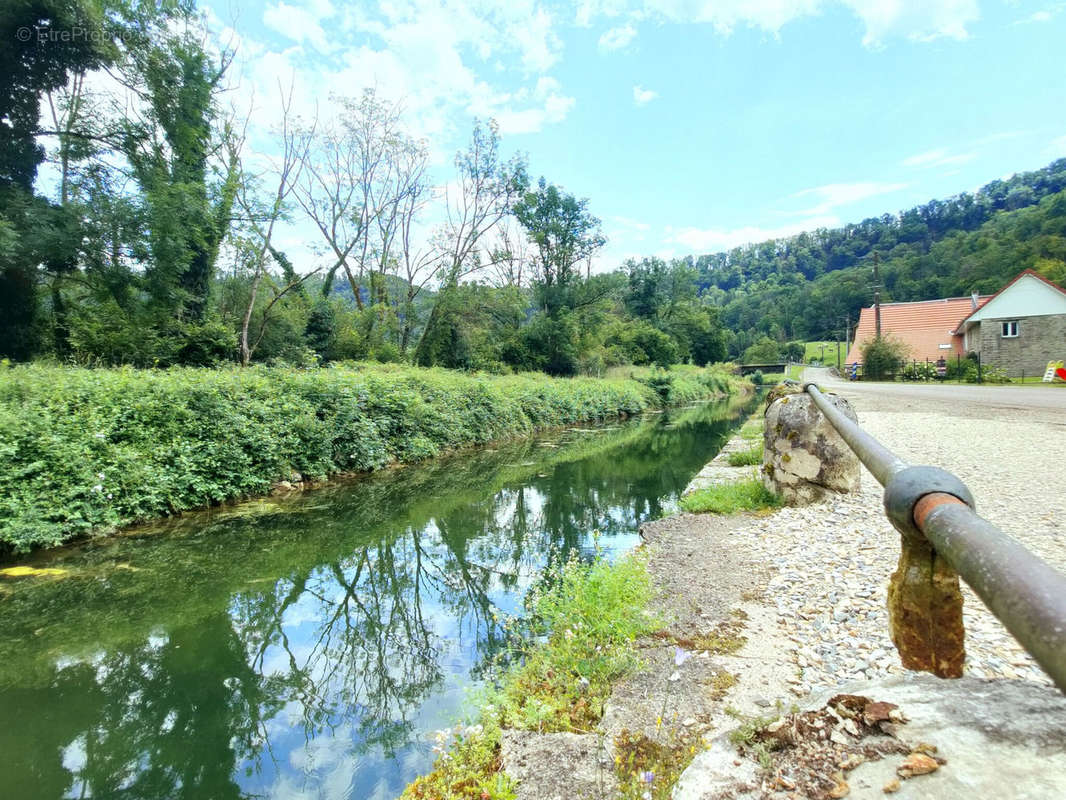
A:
762;388;861;505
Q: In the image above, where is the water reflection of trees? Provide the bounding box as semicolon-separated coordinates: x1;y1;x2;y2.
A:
0;398;752;799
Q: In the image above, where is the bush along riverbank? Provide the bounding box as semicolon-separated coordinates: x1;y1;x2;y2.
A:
0;362;746;553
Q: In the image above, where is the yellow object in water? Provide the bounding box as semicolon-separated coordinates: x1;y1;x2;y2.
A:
0;565;69;578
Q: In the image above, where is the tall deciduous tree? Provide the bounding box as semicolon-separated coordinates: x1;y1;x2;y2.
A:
295;89;412;311
414;119;527;367
0;0;110;359
118;9;237;323
514;177;605;315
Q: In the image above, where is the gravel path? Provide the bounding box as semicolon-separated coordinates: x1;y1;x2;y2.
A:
501;380;1066;798
734;371;1066;696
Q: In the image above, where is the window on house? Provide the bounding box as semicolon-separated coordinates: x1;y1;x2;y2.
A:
1001;320;1019;338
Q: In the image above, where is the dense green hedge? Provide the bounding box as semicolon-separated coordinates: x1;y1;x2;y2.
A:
0;363;742;553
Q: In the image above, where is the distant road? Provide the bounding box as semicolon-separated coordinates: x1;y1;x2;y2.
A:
802;367;1066;414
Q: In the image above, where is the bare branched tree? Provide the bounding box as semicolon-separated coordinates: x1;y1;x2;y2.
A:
438;119;528;283
414;120;528;365
294;89;408;310
233;81;317;366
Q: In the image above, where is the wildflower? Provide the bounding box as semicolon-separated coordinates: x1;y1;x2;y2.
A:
641;770;655;784
674;647;692;667
92;484;103;493
94;433;106;439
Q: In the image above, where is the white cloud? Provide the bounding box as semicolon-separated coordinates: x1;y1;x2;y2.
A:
633;85;658;105
494;93;576;135
840;0;979;46
1013;5;1064;26
580;1;981;47
599;23;638;51
262;1;336;52
901;148;976;169
643;0;820;35
610;215;651;233
670;215;842;252
790;181;908;215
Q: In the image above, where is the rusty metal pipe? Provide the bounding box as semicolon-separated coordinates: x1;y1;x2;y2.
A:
803;383;907;485
919;502;1066;693
801;383;1066;692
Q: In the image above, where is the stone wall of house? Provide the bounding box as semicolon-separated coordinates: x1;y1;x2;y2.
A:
978;314;1066;376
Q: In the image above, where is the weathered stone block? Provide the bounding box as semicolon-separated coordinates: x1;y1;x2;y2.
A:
762;391;860;505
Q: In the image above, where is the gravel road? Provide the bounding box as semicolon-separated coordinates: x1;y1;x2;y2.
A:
806;366;1066;416
733;369;1066;696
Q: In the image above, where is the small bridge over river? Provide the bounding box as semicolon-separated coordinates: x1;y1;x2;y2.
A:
737;362;787;376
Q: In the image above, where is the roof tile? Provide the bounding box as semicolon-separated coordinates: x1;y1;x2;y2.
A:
844;296;990;365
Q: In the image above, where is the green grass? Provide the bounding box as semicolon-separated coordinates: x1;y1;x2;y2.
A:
785;363;804;380
402;551;658;799
727;445;763;467
803;341;843;365
757;372;786;384
0;362;744;553
680;478;781;514
738;419;763;441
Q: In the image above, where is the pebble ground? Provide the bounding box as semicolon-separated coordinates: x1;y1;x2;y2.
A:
730;378;1066;696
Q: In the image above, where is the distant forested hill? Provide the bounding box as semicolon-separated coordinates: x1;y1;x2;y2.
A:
690;159;1066;355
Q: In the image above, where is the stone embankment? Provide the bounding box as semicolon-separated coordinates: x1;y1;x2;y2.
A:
506;374;1066;799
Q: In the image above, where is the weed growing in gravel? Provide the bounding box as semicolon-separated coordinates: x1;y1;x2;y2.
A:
680;478;781;515
726;708;784;771
738;419;764;441
615;726;703;800
495;550;659;732
403;720;516;800
656;618;748;656
727;445;763;466
705;669;738;699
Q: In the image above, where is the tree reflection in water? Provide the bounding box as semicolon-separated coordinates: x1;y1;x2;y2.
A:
0;397;752;799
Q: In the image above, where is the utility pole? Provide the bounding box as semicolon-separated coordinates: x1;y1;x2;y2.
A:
838;321;843;371
873;251;882;338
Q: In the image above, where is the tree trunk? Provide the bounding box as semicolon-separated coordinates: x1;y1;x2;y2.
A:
239;269;264;366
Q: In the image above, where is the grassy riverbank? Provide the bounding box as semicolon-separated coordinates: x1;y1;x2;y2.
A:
0;362;745;553
402;551;658;800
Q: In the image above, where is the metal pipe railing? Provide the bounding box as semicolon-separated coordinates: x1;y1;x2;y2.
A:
802;382;1066;692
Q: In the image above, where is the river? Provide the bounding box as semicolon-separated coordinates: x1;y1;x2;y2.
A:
0;395;756;800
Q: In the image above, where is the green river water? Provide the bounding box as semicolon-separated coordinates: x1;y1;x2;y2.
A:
0;395;756;800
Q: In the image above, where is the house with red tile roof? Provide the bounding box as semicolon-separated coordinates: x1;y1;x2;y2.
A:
843;295;990;367
953;269;1066;377
844;269;1066;377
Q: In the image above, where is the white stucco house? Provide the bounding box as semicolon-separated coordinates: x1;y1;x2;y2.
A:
954;269;1066;377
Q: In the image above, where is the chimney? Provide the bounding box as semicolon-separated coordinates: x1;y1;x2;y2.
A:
971;291;979;309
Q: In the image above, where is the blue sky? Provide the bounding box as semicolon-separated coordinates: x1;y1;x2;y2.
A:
204;0;1066;270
